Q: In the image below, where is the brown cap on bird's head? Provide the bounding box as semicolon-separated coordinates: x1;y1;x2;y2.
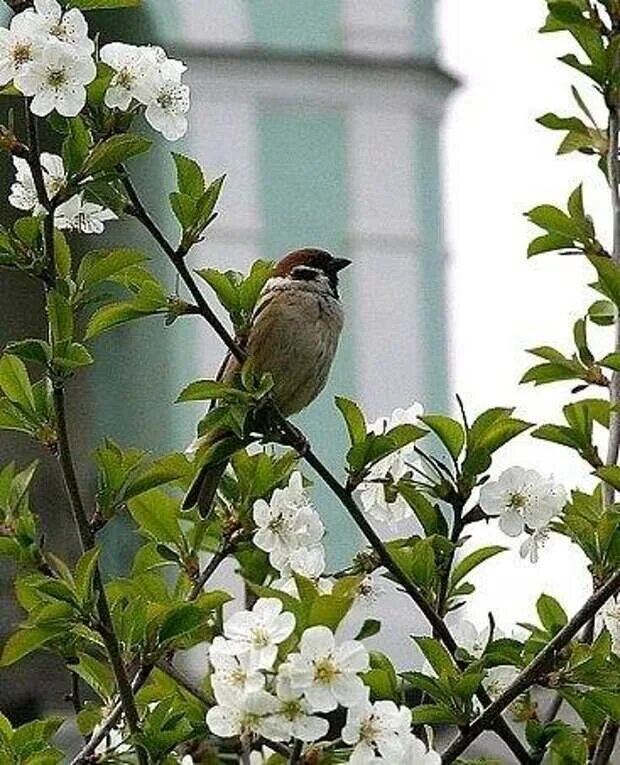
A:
276;248;351;297
276;248;351;278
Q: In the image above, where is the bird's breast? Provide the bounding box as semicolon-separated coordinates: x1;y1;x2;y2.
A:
247;286;344;416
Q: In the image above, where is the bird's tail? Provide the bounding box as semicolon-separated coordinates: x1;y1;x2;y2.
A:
183;460;228;518
182;431;246;517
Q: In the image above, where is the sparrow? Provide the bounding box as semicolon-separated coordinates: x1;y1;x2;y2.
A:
183;247;351;517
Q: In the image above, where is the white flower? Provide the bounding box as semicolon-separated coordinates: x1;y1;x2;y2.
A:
206;690;279;739
358;455;413;527
603;599;620;655
100;42;158;111
483;665;519;700
260;672;329;743
0;13;45;86
519;526;551;563
54;193;117;234
180;757;193;765
9;152;65;213
342;701;426;765
281;625;369;713
15;40;96;117
137;57;190;141
209;635;266;703
450;618;504;659
223;598;295;670
28;0;93;55
398;734;441;765
479;467;566;538
253;471;324;572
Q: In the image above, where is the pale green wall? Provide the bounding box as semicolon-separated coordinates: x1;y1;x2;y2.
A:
248;0;342;51
412;0;438;58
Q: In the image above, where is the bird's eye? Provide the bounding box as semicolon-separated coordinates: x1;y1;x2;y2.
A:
291;266;321;281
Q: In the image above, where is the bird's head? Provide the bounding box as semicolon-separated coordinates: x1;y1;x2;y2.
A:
275;248;351;298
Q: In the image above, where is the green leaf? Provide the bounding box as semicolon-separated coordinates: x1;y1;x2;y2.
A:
176;379;244;403
586;689;620;721
194;175;226;229
588;299;615;326
335;396;367;445
4;340;51;367
128;490;184;546
595;465;620;491
450;546;507;588
411;704;460;725
587;254;620;307
536;594;568;634
72;654;115;701
53;342;94;371
0;626;62;666
172;153;205;198
526;205;584;240
47;290;74;345
158;604;204;644
419;414;465;461
355;619;381;640
414;636;456;677
397;483;448;537
124;453;189;500
77;248;148;290
0;355;35;411
82;134;152;175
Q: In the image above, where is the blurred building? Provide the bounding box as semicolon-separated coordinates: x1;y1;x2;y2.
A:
161;0;457;562
0;0;456;725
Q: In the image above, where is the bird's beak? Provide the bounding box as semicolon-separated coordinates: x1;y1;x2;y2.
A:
332;258;352;272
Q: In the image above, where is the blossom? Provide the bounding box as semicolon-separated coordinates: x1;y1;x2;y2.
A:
342;700;412;764
100;42;158;111
15;40;96;117
603;599;620;655
253;471;324;572
281;625;369;713
27;0;94;55
223;598;295;670
260;672;329;743
209;636;266;702
137;58;190;141
357;402;424;527
398;735;441;765
483;665;519;700
54;193;117;234
450;618;505;659
479;467;566;538
358;455;414;527
0;13;44;86
10;152;66;214
519;526;551;563
206;690;279;739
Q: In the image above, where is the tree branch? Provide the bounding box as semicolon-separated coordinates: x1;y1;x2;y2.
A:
592;719;618;764
441;568;620;763
117;167;531;764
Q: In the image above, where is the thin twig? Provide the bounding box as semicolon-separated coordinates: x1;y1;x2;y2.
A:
288;739;303;764
189;544;230;600
156;659;211;705
592;719;619;764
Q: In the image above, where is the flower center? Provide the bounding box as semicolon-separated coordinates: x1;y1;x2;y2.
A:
281;700;302;721
116;67;135;89
157;89;176;110
49;23;67;41
47;67;68;89
359;717;380;745
507;491;527;510
228;668;247;688
11;42;32;66
313;656;339;685
250;627;271;648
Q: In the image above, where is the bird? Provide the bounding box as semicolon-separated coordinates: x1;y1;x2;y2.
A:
183;247;351;517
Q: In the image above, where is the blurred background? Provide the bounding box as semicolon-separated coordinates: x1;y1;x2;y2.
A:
0;0;609;755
